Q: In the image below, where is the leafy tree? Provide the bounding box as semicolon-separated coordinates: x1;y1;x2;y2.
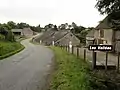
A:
17;22;30;29
47;24;54;28
6;30;15;42
58;25;61;30
30;25;41;32
95;0;120;15
44;23;54;31
68;25;72;30
71;22;86;34
0;29;8;40
7;21;17;29
87;27;94;30
1;23;12;30
38;24;40;28
44;25;50;31
35;25;41;32
72;22;77;28
54;25;58;31
65;23;69;29
95;0;120;29
60;24;66;30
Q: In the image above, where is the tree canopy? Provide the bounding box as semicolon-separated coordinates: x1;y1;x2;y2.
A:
0;21;42;41
95;0;120;29
95;0;120;15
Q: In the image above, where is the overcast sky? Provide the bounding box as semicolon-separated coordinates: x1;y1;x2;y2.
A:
0;0;106;27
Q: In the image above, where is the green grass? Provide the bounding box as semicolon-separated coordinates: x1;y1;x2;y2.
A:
0;41;25;60
50;47;93;90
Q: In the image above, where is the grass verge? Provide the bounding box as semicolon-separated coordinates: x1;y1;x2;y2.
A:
0;41;25;60
50;47;119;90
50;47;93;90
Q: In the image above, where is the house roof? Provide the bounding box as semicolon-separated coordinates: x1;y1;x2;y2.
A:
11;29;22;32
35;30;55;42
22;28;33;34
45;30;69;45
95;16;113;30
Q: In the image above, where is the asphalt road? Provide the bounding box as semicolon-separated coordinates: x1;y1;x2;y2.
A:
0;38;54;90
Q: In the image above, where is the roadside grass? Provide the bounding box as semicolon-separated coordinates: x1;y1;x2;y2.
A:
14;36;27;42
0;41;25;60
50;47;94;90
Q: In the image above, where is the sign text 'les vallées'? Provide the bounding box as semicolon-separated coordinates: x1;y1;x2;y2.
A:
88;45;113;51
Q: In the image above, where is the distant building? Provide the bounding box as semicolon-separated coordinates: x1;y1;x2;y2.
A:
11;28;34;37
94;15;120;52
11;29;23;36
22;28;34;37
35;30;80;46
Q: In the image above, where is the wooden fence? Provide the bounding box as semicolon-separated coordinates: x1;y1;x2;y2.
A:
59;45;120;72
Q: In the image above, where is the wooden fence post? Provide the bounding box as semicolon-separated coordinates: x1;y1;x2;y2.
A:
63;45;64;49
65;45;67;51
68;45;70;53
60;45;62;49
72;46;74;54
77;47;79;57
92;51;97;70
61;45;63;49
67;45;68;51
84;49;86;61
105;52;108;71
117;52;120;73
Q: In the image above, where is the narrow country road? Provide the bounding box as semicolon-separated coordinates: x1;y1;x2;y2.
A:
0;37;54;90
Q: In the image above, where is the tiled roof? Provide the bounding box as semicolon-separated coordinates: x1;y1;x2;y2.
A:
35;30;55;42
95;16;113;30
44;30;69;45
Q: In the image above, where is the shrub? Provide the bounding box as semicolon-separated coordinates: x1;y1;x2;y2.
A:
6;31;15;42
0;34;5;40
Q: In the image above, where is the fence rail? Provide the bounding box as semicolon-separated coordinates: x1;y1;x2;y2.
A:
59;45;119;72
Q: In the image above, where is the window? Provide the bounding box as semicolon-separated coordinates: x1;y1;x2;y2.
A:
99;29;104;38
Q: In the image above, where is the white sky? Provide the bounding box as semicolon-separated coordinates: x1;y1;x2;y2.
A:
0;0;106;27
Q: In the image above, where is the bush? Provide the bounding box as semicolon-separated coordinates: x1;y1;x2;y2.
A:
0;34;5;40
0;41;23;56
6;31;15;42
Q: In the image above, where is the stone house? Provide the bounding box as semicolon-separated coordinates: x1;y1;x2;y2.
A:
22;28;34;37
35;30;80;46
94;15;120;52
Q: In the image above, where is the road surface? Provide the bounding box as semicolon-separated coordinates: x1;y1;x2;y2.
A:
0;38;54;90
